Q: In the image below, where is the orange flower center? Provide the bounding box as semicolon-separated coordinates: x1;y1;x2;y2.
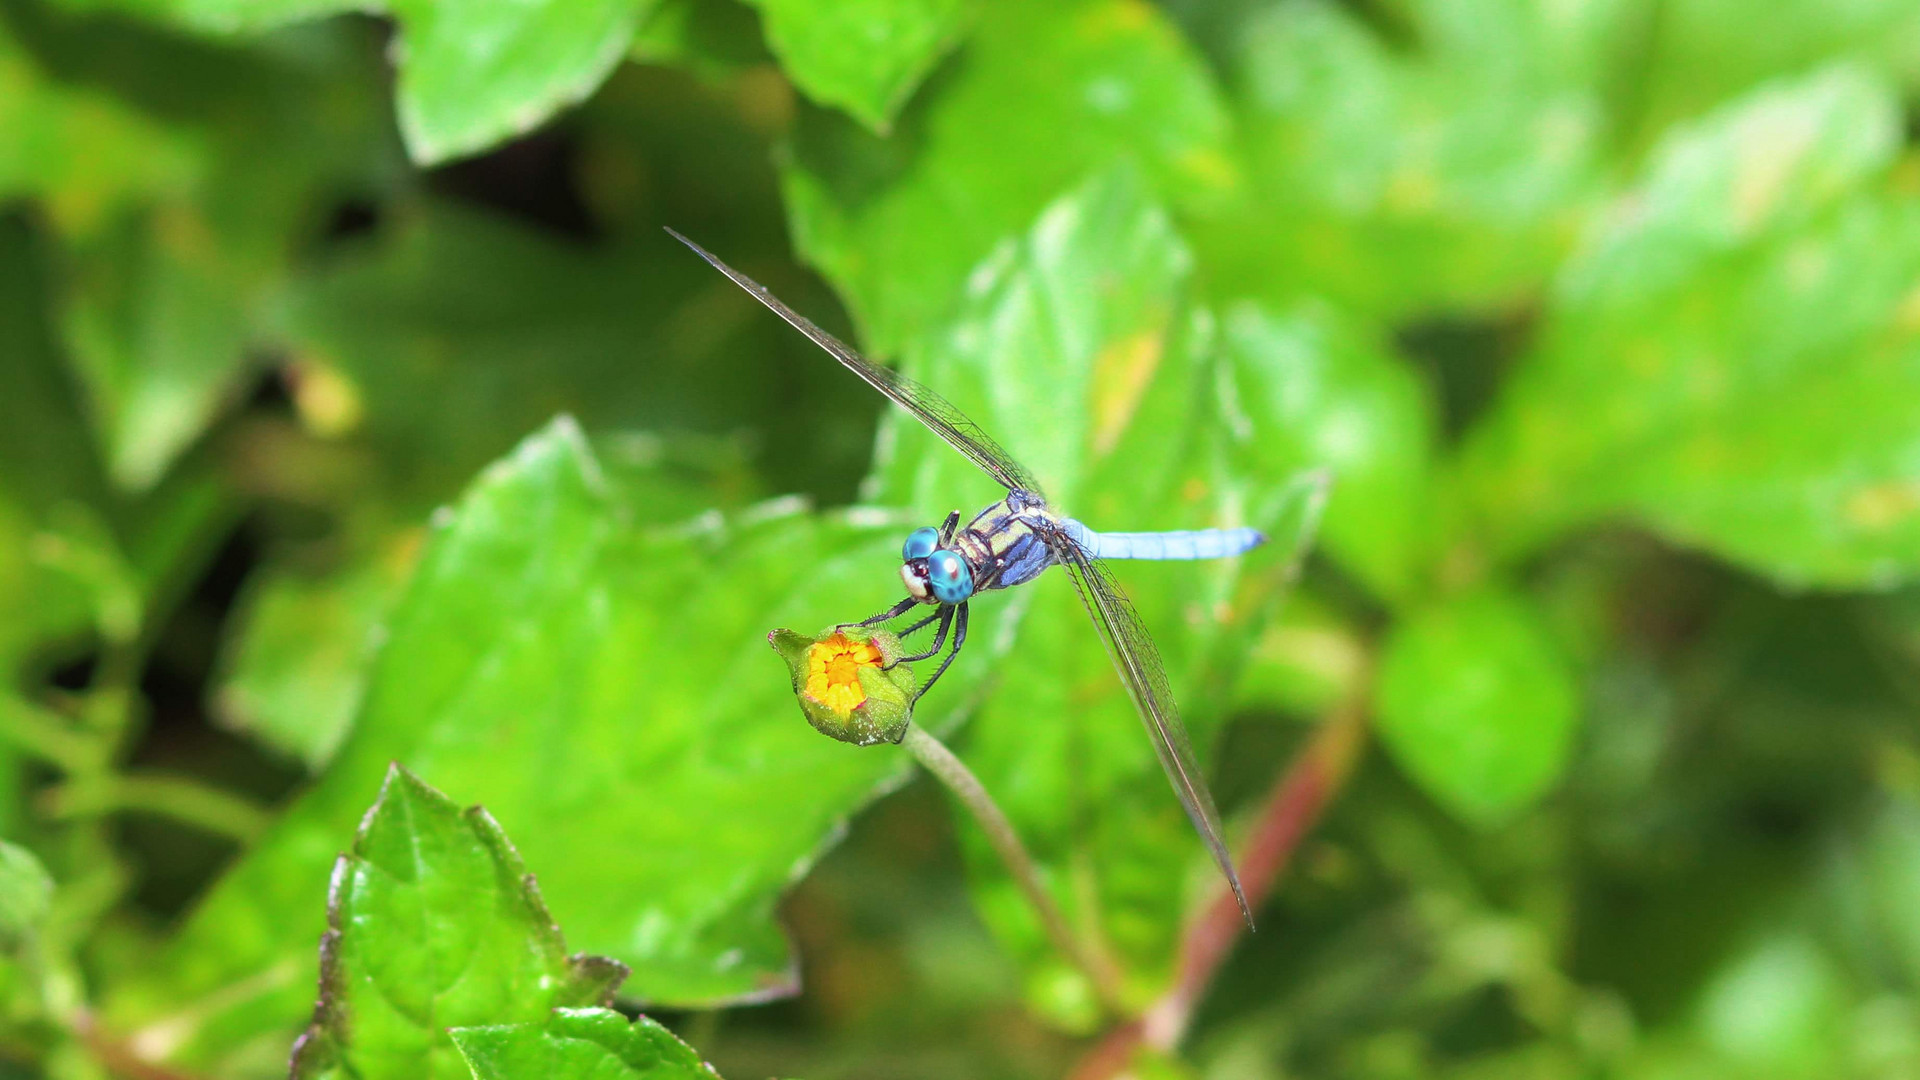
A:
804;633;883;718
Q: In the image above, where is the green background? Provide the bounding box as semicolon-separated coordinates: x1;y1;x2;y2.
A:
6;0;1920;1076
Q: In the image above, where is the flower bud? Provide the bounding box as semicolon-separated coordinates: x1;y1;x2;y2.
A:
768;625;916;746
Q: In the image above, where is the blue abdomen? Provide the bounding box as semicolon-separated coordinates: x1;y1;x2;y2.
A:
1061;520;1265;561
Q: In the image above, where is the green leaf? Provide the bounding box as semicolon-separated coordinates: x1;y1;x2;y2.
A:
15;15;398;488
1375;587;1579;826
747;0;970;131
0;29;198;231
628;0;769;77
1461;65;1920;588
882;172;1324;1002
278;205;772;510
1232;585;1368;717
384;0;653;164
0;220;101;665
108;418;1008;1071
0;841;53;946
1217;297;1434;604
288;766;626;1080
214;542;415;768
1201;0;1613;317
451;1007;721;1080
1694;934;1848;1075
1629;0;1920;148
873;166;1199;511
60;203;264;490
781;0;1230;358
1825;794;1920;989
45;0;655;165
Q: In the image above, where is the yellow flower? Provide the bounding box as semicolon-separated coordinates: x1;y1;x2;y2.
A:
769;625;916;746
806;633;884;717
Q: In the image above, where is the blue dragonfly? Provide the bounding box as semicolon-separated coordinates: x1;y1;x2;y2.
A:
669;229;1265;923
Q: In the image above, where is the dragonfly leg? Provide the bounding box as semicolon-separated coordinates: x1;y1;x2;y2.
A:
896;608;945;638
938;509;962;545
889;606;953;666
844;595;917;630
911;603;968;702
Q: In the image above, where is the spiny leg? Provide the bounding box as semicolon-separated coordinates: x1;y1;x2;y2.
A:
845;596;917;630
890;605;954;665
911;603;968;703
896;608;945;638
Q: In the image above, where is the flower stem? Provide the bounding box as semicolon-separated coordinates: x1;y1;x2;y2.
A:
900;723;1127;1014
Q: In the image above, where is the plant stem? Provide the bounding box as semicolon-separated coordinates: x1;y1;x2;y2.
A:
1144;693;1367;1049
43;772;273;844
1068;669;1372;1080
900;723;1127;1015
0;696;105;773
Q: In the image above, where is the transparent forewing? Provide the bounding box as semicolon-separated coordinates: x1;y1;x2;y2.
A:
666;229;1042;497
1042;522;1251;922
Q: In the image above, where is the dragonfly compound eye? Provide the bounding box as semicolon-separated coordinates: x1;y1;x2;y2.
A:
925;549;974;604
902;526;939;563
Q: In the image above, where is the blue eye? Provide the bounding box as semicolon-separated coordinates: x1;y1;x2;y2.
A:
925;549;974;604
902;526;940;562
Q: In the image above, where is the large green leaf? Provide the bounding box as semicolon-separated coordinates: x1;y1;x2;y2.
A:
866;172;1323;1014
452;1007;721;1080
0;216;238;703
213;542;415;769
277;204;797;510
781;0;1231;358
0;220;101;666
871;166;1200;512
1217;298;1434;605
107;417;1008;1071
382;0;653;164
1201;0;1614;318
1460;65;1920;589
45;0;655;165
13;14;397;489
287;766;625;1080
747;0;971;131
0;27;198;231
1375;586;1579;826
59;203;265;490
1627;0;1920;148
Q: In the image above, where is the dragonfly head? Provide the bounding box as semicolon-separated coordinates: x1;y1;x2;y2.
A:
899;527;974;605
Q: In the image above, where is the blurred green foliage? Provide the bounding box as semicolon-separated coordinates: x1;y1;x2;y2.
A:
3;0;1920;1078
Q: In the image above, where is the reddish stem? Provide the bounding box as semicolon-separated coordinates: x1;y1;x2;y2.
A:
1069;688;1369;1079
1065;1019;1145;1080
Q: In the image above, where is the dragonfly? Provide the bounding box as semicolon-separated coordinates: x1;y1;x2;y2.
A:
668;228;1265;924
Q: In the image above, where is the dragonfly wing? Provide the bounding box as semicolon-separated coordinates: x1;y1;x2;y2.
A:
1042;522;1251;925
666;228;1042;497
